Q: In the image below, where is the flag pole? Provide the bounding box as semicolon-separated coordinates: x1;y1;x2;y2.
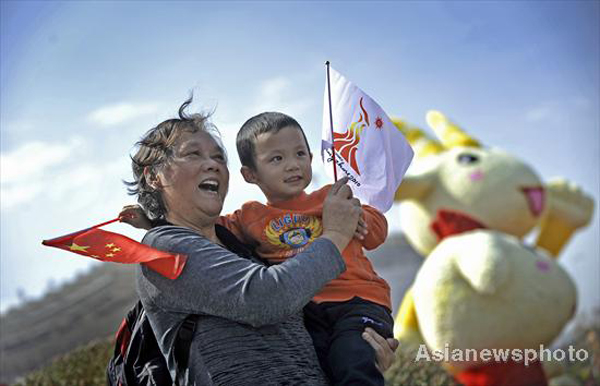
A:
325;61;338;182
93;217;121;229
42;217;121;245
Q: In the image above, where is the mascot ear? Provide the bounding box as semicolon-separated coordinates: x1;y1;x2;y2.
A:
392;117;444;158
426;110;481;149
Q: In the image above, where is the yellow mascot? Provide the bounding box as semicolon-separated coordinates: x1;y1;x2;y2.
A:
392;111;594;385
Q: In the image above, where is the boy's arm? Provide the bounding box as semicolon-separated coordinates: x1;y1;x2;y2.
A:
120;203;254;246
360;205;388;250
218;209;249;244
140;226;346;327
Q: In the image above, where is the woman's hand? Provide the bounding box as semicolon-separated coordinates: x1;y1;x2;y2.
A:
362;327;399;373
119;205;152;230
321;177;362;252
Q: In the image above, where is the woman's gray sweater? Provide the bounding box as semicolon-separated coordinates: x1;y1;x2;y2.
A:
137;225;346;385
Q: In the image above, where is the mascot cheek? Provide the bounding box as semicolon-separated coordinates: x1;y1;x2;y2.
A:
469;170;484;182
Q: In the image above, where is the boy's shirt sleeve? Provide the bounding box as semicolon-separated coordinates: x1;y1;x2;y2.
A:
361;204;388;250
217;209;249;244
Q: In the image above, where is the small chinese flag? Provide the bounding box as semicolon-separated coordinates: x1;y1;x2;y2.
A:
42;224;187;280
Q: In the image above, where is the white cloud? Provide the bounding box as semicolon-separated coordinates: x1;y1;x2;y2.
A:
45;156;131;214
1;183;44;209
0;138;84;210
1;154;130;212
1;138;82;185
88;102;159;126
0;120;35;135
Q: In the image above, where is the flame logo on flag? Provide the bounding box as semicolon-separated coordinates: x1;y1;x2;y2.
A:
333;97;369;175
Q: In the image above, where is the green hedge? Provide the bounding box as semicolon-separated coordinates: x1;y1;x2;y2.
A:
17;338;456;386
385;346;458;386
18;326;599;386
17;338;112;386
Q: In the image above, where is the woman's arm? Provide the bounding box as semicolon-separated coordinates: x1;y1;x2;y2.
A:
140;226;345;327
140;177;361;327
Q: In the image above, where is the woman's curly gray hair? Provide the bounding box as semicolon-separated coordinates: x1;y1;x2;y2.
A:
125;96;225;221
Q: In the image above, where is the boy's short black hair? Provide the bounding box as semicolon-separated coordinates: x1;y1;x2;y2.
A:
236;112;311;170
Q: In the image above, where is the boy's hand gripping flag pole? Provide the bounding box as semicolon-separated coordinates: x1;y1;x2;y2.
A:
42;217;187;279
321;64;414;213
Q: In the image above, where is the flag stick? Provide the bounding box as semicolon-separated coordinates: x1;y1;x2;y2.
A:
325;61;338;182
42;217;121;245
92;217;121;229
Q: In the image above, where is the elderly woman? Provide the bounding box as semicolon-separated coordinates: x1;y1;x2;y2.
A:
126;99;396;385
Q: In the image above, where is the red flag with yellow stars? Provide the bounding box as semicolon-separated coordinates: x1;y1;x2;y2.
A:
42;226;187;279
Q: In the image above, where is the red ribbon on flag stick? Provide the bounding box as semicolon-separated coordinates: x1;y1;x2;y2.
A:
325;61;338;182
42;218;187;279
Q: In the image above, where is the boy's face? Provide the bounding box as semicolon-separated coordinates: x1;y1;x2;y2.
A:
241;126;312;204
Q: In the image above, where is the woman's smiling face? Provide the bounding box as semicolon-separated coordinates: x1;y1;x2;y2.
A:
156;130;229;227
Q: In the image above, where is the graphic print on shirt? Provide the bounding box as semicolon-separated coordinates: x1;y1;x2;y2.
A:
265;214;323;254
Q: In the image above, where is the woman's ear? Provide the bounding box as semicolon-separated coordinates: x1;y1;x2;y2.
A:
240;166;258;185
144;167;162;190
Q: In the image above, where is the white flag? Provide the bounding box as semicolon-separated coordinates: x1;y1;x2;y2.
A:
321;66;413;212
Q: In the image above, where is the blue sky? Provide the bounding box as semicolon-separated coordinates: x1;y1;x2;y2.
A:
1;1;598;317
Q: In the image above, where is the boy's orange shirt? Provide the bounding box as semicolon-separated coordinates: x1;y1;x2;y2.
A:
218;185;391;310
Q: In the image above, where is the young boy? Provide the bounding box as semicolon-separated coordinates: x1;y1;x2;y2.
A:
125;112;393;385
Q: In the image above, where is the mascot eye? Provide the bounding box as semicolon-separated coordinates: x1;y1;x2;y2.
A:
457;153;479;165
